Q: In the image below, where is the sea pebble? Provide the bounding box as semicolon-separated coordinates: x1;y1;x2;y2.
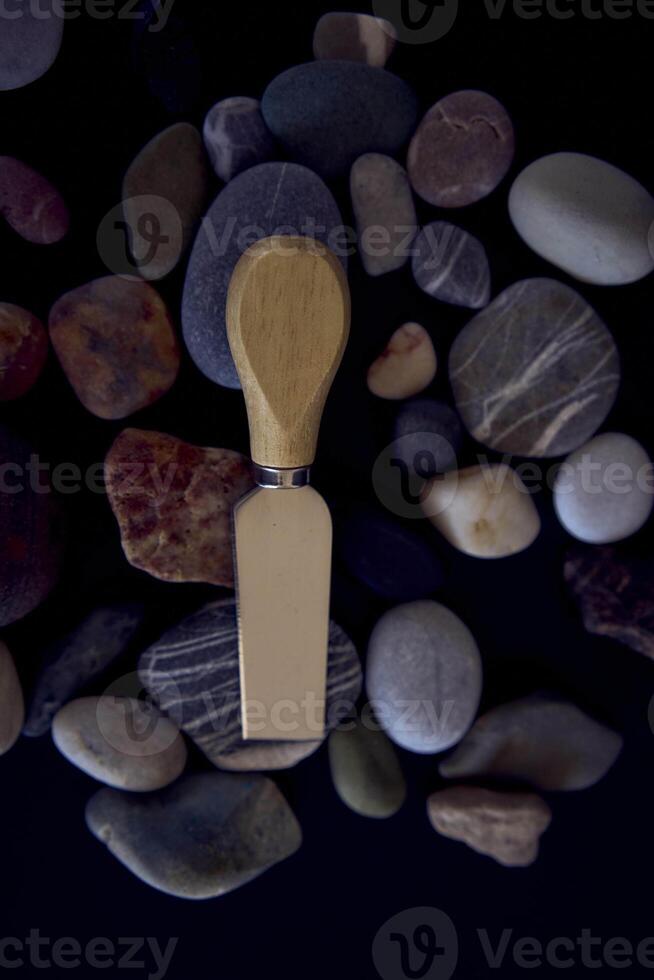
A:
427;786;551;867
203;97;275;182
350;154;418;276
449;278;620;458
329;717;406;818
122;123;210;280
509;153;654;286
367;323;436;400
412;222;491;309
313;12;397;66
49;277;180;420
0;303;48;401
0;641;23;755
262;62;418;180
0;426;64;628
139;599;362;770
337;508;443;601
564;545;654;661
421;463;541;559
52;696;187;791
23;604;145;737
407;91;515;208
0;157;69;244
439;695;622;791
649;221;654;260
554;433;653;544
86;772;302;900
182;162;345;389
132;0;202;114
366;600;482;754
106;429;253;587
392;400;464;477
0;0;64;90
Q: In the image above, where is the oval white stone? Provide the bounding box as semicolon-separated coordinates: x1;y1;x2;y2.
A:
554;432;654;544
509;153;654;286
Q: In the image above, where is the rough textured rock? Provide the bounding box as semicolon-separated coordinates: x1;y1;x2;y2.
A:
0;641;24;755
313;12;397;66
366;600;482;754
0;0;64;90
449;278;620;458
554;433;653;544
439;695;623;791
337;508;444;601
262;62;418;180
408;90;515;208
49;277;180;420
132;0;202;114
427;786;552;867
122;123;210;280
392;400;464;477
52;696;187;791
367;323;436;400
412;222;491;309
0;157;69;244
105;429;253;587
24;604;145;737
0;426;64;628
182;162;345;389
421;464;541;559
203;97;275;182
509;152;654;286
86;772;302;900
0;303;48;401
351;154;417;276
139;599;362;770
564;545;654;661
329;717;406;818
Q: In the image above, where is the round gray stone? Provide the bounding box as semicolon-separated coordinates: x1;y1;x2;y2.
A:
203;97;275;183
261;62;418;180
366;600;482;754
52;696;188;791
554;433;653;544
0;0;64;91
182;161;346;389
439;695;623;791
329;717;406;818
449;278;620;458
509;152;654;286
86;772;302;899
392;399;464;477
412;222;491;309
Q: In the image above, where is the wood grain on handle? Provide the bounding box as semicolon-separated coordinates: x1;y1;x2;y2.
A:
226;236;351;470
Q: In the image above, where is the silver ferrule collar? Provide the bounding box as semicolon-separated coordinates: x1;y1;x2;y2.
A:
253;465;311;489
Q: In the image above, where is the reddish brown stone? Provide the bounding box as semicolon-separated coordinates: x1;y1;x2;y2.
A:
106;429;254;586
49;277;180;420
0;157;69;244
407;90;515;208
0;303;48;401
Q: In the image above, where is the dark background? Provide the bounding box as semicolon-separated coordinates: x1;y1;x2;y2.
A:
2;0;654;977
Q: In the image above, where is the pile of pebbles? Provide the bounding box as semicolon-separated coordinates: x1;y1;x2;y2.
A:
1;8;653;894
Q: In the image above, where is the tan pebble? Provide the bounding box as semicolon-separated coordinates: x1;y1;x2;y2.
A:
0;640;24;755
313;12;397;67
367;323;436;400
421;463;541;558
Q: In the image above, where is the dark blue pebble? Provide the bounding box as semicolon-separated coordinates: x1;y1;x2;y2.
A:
392;399;464;477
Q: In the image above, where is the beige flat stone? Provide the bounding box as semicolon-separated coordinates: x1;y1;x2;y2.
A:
422;463;541;558
367;323;436;400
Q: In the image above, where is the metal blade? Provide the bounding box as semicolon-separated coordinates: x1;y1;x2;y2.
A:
232;485;332;742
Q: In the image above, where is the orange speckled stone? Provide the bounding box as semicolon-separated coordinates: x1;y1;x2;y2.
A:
49;277;180;420
0;303;48;401
106;429;254;587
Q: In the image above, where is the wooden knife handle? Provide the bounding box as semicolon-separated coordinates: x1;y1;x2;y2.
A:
226;236;351;470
